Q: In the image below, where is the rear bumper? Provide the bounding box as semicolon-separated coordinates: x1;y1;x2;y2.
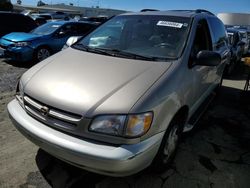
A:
7;99;164;176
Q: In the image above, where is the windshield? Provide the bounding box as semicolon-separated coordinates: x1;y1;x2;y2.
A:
75;15;191;60
31;22;62;35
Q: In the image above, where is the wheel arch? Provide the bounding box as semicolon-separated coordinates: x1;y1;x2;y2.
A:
172;105;189;123
35;45;52;53
166;105;189;132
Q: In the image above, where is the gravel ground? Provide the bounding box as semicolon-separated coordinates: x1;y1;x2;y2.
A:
0;58;250;188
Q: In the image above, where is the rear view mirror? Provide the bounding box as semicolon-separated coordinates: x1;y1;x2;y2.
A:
195;50;221;66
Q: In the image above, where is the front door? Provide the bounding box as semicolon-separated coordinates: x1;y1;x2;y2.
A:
189;19;214;104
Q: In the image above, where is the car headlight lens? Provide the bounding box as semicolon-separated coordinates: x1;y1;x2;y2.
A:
89;112;153;137
14;42;31;47
89;115;126;136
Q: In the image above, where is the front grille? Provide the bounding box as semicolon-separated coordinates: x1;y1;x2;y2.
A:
23;95;82;130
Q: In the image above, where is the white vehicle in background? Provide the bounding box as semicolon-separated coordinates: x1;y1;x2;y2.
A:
238;30;249;55
229;26;250;55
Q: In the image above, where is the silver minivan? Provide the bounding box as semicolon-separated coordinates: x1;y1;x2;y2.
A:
8;10;230;176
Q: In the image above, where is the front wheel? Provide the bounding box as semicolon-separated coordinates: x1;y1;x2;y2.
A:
35;47;51;62
152;119;184;171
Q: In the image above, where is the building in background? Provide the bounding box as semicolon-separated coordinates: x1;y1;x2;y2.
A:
13;3;127;17
217;13;250;27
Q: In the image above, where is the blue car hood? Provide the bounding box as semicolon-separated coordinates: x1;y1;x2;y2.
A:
2;32;41;42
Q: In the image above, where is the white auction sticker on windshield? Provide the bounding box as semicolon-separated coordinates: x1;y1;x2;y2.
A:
52;25;60;28
157;21;183;28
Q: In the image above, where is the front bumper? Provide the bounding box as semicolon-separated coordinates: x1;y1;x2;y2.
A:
5;46;34;62
7;99;164;176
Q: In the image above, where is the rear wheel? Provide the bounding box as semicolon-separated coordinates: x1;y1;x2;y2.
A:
35;47;51;62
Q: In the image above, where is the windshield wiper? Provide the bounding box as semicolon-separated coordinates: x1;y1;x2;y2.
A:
73;44;116;56
104;49;176;61
73;46;175;61
95;48;157;61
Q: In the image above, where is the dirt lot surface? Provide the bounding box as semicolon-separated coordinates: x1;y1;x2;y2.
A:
0;58;250;188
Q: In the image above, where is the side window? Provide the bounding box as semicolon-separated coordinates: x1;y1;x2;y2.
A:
22;16;36;31
59;24;76;36
76;24;93;35
189;19;212;65
208;17;227;49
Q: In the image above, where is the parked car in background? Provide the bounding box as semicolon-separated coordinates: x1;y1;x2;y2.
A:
227;25;250;53
237;26;250;52
29;14;47;26
229;27;249;55
238;29;249;55
79;15;109;24
226;28;245;75
0;12;37;38
0;21;98;62
8;10;230;176
38;12;70;21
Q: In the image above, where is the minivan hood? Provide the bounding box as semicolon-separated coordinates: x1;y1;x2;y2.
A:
2;32;40;42
23;48;172;116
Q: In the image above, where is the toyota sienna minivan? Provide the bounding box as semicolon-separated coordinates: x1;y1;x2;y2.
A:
8;10;229;176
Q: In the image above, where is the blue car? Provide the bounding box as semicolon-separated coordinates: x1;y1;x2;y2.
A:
0;21;97;62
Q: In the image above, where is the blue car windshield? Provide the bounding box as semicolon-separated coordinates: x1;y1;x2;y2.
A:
31;22;63;35
75;15;191;60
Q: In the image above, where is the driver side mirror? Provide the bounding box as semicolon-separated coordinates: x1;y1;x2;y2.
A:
66;36;82;47
195;50;221;66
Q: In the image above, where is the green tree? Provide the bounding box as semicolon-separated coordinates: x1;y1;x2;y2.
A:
0;0;13;11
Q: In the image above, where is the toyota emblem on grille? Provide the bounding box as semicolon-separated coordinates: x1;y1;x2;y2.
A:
40;106;49;116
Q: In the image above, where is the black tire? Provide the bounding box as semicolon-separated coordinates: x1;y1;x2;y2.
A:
34;46;51;62
225;60;236;76
151;116;185;172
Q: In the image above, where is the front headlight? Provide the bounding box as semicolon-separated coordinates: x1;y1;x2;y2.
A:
13;42;31;47
89;115;126;136
89;112;153;137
